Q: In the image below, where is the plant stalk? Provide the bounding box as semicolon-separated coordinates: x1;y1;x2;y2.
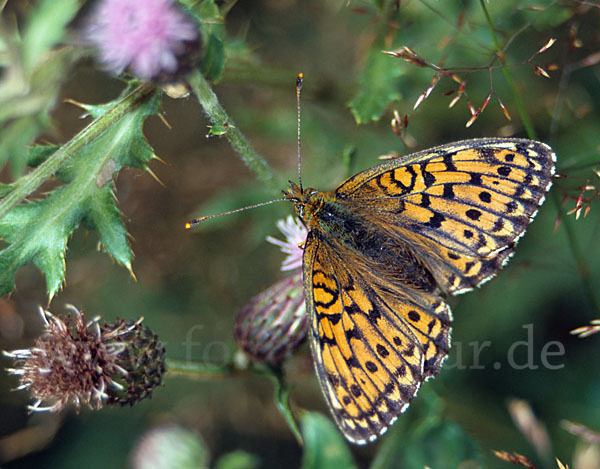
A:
165;358;239;380
188;70;278;194
479;0;599;313
479;0;536;139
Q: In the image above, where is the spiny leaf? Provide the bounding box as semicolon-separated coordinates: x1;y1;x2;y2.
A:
0;87;160;300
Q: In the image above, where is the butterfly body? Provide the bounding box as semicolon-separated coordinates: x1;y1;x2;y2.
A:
284;138;555;444
285;183;439;293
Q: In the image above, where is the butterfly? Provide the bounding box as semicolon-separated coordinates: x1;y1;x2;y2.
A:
283;137;556;445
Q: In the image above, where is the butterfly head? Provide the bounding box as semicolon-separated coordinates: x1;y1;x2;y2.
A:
283;181;323;228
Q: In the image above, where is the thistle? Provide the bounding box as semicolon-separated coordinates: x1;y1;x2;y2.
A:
4;306;165;412
84;0;202;82
234;216;309;365
234;272;307;365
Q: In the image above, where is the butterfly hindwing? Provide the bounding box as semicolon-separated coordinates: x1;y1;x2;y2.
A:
303;229;451;444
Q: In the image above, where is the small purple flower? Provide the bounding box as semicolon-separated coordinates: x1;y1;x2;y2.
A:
266;216;307;272
84;0;200;81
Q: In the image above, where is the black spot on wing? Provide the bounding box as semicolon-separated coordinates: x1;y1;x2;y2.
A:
365;361;378;372
497;166;512;177
492;219;505;232
466;209;482;221
443;153;457;171
376;344;390;358
426;212;446;228
479;191;492;203
345;327;363;340
443;184;455;200
470;173;482;185
421;165;436;187
477;146;497;161
407;310;421;322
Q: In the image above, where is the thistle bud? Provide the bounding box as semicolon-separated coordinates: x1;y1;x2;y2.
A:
4;306;165;412
234;273;307;365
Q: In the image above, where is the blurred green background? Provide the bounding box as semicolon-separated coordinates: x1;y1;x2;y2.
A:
1;0;599;468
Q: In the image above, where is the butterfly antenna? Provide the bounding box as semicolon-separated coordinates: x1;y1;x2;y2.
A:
185;199;285;229
296;73;304;192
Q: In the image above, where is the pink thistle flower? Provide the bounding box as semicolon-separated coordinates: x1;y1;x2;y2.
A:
266;216;307;272
84;0;200;81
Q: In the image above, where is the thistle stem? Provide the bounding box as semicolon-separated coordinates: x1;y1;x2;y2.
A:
165;358;240;379
188;70;279;194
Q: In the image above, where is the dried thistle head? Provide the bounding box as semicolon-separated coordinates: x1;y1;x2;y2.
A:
4;306;165;412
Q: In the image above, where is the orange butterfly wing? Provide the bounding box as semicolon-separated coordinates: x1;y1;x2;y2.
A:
302;230;451;444
335;138;556;293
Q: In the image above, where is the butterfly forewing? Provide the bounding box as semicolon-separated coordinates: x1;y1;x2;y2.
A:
335;138;556;293
290;137;555;444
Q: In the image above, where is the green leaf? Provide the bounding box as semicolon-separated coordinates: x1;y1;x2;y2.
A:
0;183;12;197
300;412;357;469
0;87;160;299
26;145;60;168
21;0;78;72
0;0;79;176
192;0;221;21
180;0;226;82
348;39;403;124
81;185;131;269
0;117;50;176
202;33;226;82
